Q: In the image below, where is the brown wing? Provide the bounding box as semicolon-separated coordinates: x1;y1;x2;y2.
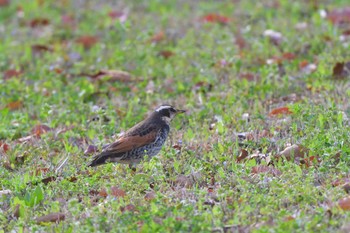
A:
104;130;157;154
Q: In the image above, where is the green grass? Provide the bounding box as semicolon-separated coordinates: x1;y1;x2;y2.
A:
1;0;350;232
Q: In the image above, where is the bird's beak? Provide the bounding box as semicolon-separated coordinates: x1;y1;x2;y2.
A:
176;109;186;114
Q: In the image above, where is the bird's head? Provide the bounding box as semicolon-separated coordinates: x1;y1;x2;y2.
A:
155;105;186;123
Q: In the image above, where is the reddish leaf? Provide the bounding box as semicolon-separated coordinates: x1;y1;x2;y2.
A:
31;44;53;54
108;10;128;23
99;188;108;197
239;72;257;81
236;149;249;163
338;196;350;211
158;50;175;59
269;106;292;116
149;31;165;43
3;69;22;80
282;52;296;60
251;165;282;176
120;204;135;212
0;141;10;153
76;36;98;49
29;18;50;28
0;0;9;7
201;13;230;25
6;100;23;111
36;213;65;223
31;124;52;137
110;186;126;198
327;7;350;25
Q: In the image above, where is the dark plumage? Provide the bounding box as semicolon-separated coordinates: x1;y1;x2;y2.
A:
88;105;185;167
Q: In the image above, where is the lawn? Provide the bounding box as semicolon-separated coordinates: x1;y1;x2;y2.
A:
1;0;350;232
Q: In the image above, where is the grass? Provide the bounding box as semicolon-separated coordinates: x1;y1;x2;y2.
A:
1;0;350;232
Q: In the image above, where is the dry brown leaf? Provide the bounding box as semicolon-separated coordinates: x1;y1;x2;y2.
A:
3;69;22;80
120;204;136;212
99;188;108;197
88;70;133;82
31;124;52;137
269;106;292;116
236;149;249;163
29;18;50;27
110;186;126;198
277;144;309;162
158;50;175;59
6;100;23;111
0;141;10;153
36;212;65;223
76;35;98;49
149;31;165;43
338;196;350;211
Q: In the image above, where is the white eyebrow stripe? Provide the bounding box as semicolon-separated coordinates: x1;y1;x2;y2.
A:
155;105;173;112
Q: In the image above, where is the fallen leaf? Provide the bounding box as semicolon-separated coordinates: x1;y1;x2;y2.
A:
110;186;126;198
158;50;175;59
6;100;23;111
251;165;282;176
332;62;350;79
29;18;50;28
76;35;98;49
31;44;53;54
269;106;292;116
87;70;133;82
120;204;135;212
3;69;22;80
149;31;165;43
327;7;350;25
201;13;230;25
108;10;128;23
31;124;52;137
277;144;309;162
236;149;249;162
0;141;10;153
239;72;257;81
99;188;108;197
36;213;65;223
41;176;56;185
338;196;350;211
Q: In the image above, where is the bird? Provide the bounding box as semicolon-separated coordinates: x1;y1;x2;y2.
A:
87;105;185;168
